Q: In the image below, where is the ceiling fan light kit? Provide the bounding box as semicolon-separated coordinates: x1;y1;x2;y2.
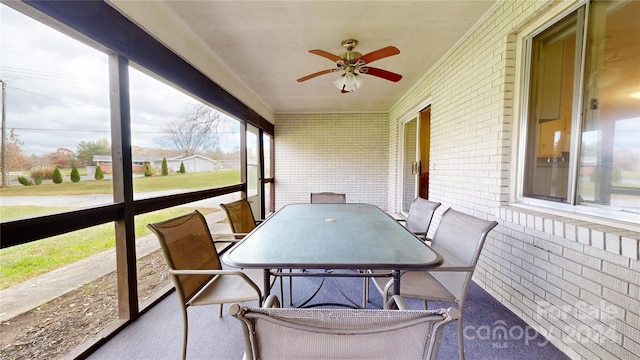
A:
297;38;402;93
333;71;363;93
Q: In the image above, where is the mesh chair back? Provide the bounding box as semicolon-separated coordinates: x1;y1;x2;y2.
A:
230;305;456;360
310;192;346;204
405;198;441;235
430;209;498;300
147;210;222;303
220;199;258;234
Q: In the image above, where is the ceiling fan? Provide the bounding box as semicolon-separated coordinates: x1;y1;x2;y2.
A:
297;39;402;93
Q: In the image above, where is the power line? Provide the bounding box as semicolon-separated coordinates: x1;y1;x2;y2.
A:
8;127;239;135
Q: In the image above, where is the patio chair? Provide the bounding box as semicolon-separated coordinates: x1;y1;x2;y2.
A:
147;210;263;360
362;198;440;307
219;198;262;239
310;192;346;204
229;294;459;360
309;191;348;288
220;199;287;305
398;197;441;242
367;208;498;360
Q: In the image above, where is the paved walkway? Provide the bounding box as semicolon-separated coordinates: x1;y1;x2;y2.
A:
0;206;233;322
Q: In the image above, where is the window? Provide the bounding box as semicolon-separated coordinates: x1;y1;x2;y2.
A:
0;4;111;208
520;0;639;222
128;66;241;195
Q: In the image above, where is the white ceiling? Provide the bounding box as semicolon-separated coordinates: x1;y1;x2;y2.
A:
124;1;498;114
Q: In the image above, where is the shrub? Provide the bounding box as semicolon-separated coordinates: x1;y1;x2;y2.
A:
612;167;622;184
179;161;186;174
18;176;34;186
34;173;42;185
95;166;104;180
144;163;154;177
161;157;169;176
30;166;55;180
70;166;81;182
52;167;63;184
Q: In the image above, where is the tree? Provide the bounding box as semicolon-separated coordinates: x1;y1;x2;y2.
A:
144;163;154;177
76;139;111;166
70;166;81;182
95;165;104;180
161;157;169;176
48;148;75;169
179;161;186;174
1;129;30;171
52;167;63;184
33;172;42;185
155;103;228;156
18;176;33;186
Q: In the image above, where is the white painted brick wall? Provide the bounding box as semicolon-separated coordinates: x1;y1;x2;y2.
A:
274;113;389;209
386;0;640;358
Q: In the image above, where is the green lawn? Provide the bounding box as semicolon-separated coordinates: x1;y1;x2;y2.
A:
0;170;239;289
0;207;217;289
0;170;240;196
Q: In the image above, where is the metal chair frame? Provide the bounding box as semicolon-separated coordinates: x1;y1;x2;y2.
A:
230;295;459;360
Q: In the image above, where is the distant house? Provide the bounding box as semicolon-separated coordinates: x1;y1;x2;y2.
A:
154;155;219;173
92;155;218;174
93;155;147;173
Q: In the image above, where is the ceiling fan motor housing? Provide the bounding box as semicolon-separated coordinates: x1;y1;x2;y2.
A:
339;39;363;63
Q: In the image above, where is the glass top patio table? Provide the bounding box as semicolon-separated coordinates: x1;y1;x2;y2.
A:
222;203;443;298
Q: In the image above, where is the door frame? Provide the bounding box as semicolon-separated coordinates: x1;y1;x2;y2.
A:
397;97;431;215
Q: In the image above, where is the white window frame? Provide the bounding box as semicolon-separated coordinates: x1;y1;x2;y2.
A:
512;0;639;227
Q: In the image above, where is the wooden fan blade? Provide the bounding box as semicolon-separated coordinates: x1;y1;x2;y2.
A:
359;67;402;82
358;46;400;64
309;49;344;63
297;69;336;82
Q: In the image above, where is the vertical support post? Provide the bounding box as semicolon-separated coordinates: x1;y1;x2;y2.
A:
258;128;265;219
240;121;247;198
392;270;401;296
1;80;7;187
108;54;138;319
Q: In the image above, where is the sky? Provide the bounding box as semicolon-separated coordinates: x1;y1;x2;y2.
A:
1;4;637;158
0;4;240;157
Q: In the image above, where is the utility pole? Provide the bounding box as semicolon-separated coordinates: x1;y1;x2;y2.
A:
1;79;7;187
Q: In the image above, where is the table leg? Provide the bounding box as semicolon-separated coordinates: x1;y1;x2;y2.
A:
263;269;271;297
392;270;401;295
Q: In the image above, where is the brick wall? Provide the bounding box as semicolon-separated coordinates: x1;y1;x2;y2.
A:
388;0;640;358
274;113;389;208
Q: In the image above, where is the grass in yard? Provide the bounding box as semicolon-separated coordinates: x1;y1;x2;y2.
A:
0;205;76;222
0;207;218;289
0;171;239;289
0;170;240;196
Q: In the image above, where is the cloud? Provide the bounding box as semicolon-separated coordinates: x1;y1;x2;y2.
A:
1;5;240;157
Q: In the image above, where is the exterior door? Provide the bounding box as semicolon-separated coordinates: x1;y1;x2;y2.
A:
246;124;262;218
401;117;419;213
419;107;431;199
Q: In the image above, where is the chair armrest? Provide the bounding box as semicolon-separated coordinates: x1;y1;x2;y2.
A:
168;269;262;299
430;246;476;271
446;307;461;321
263;294;281;308
387;295;410;310
230;232;249;238
212;238;240;244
